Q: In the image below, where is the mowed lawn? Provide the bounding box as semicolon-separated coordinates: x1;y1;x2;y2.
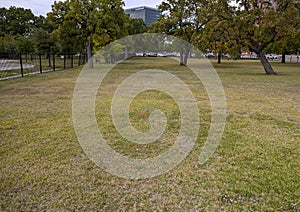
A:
0;57;299;210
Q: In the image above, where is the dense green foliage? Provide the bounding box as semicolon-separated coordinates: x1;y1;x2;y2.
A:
232;0;300;74
0;6;51;36
47;0;148;54
0;2;147;55
1;0;299;74
151;0;299;74
0;7;56;53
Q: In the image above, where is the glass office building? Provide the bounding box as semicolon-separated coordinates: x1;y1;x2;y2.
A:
125;6;162;26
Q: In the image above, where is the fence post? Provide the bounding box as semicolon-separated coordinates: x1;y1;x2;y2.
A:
48;53;51;67
78;52;81;66
39;53;42;73
71;53;74;68
53;53;55;72
64;53;66;69
20;52;24;77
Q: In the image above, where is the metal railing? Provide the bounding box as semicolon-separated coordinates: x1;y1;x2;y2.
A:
0;52;87;80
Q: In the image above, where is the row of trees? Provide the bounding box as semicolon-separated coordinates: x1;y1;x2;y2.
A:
46;0;146;68
1;0;299;75
150;0;300;75
0;7;58;54
0;1;147;59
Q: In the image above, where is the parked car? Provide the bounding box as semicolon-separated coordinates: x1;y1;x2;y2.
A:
136;52;144;57
205;53;215;58
157;53;167;57
144;52;157;57
266;54;278;60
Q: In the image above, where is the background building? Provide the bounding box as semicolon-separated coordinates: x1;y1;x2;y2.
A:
250;0;278;10
125;6;161;25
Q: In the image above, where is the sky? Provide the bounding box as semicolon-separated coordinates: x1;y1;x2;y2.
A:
1;0;163;16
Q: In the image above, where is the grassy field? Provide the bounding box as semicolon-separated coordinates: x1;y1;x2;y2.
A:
0;58;299;210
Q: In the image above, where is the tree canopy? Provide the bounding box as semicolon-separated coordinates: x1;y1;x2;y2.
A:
1;1;141;57
0;6;51;36
152;0;300;75
150;0;211;65
0;6;56;53
1;0;299;75
46;0;132;68
232;0;300;74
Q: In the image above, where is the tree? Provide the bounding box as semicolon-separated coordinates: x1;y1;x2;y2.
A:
150;0;212;66
150;0;193;65
32;28;61;53
47;0;130;68
101;42;125;63
47;1;86;53
197;0;238;63
0;7;36;36
128;18;147;35
0;8;8;37
33;15;54;33
47;0;86;53
265;1;300;63
0;34;17;53
266;32;300;63
233;0;300;75
92;0;130;51
16;35;35;54
0;6;55;55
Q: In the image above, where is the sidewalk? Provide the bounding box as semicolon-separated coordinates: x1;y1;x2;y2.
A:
0;68;64;81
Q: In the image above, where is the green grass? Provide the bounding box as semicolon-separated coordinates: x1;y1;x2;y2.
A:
0;58;299;210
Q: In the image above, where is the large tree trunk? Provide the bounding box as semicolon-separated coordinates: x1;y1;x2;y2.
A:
180;47;184;66
86;41;93;69
183;49;189;66
258;51;277;75
180;46;190;66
